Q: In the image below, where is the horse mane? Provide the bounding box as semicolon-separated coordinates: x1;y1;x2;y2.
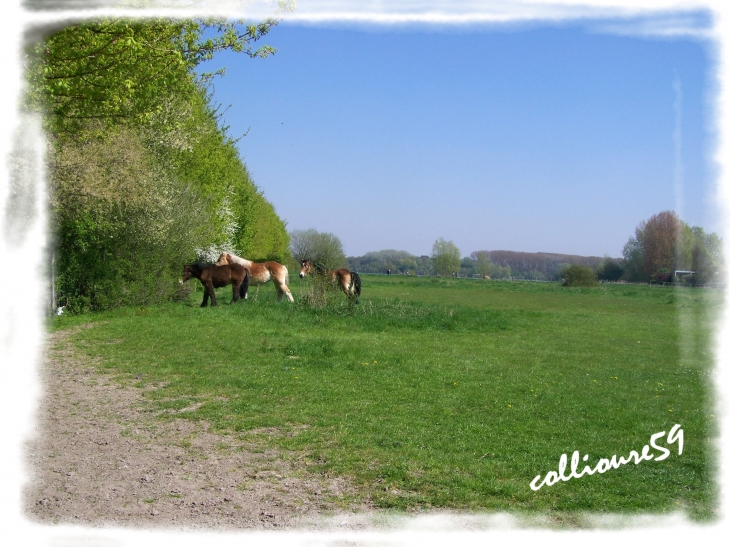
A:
314;263;327;273
186;262;215;270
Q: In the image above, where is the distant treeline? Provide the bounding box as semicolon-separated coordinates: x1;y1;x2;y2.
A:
345;209;723;285
346;249;605;280
482;250;603;280
347;250;433;276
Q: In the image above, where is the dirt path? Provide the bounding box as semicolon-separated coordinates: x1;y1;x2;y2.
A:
23;327;374;531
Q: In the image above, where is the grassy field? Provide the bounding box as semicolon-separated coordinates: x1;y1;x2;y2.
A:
50;274;721;521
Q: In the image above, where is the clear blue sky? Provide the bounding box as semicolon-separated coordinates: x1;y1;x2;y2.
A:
201;15;715;259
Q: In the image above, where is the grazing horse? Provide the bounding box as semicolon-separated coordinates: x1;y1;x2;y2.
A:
182;262;250;307
299;259;361;304
215;252;294;303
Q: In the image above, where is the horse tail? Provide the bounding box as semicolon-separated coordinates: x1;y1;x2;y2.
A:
240;267;250;300
352;271;361;303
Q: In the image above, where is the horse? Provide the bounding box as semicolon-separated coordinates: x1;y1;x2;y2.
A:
182;262;250;307
215;252;294;302
299;259;361;304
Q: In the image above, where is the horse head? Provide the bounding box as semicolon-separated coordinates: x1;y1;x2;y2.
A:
182;263;209;281
299;259;312;278
182;264;195;282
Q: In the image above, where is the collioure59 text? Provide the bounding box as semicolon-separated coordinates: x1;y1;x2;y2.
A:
530;424;684;491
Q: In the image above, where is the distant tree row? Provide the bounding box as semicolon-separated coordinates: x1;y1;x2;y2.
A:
25;18;289;313
347;249;433;275
338;211;725;284
463;250;602;280
295;210;723;286
343;241;599;279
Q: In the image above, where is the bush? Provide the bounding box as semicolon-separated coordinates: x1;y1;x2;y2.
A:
561;264;598;287
651;268;674;283
299;272;331;308
597;256;625;281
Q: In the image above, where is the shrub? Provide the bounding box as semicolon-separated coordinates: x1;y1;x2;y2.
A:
561;264;598;287
299;272;331;308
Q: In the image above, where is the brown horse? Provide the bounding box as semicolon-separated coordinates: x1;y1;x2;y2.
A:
215;252;293;302
182;262;250;307
299;259;361;304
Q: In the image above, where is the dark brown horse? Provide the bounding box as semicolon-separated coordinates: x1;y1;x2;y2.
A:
299;259;361;304
182;262;250;307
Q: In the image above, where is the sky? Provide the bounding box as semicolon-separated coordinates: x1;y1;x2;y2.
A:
200;13;716;259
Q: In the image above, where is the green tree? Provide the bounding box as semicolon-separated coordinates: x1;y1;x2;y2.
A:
26;18;277;131
492;264;511;279
396;257;418;273
431;238;461;276
289;229;346;270
690;227;723;284
597;255;625;281
622;224;646;282
470;250;493;277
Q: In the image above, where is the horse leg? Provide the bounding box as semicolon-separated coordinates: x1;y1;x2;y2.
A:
231;280;240;304
274;272;293;302
280;268;293;302
343;274;358;304
348;277;358;304
201;288;209;307
340;275;350;299
240;269;250;301
206;281;218;307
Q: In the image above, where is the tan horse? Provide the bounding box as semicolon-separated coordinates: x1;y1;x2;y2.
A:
215;252;294;302
299;259;361;304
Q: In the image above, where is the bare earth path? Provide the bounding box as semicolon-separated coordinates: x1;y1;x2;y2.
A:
24;327;374;531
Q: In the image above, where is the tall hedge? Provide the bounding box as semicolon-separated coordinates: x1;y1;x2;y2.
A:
28;18;289;312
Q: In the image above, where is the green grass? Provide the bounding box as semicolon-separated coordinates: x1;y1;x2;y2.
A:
51;275;721;520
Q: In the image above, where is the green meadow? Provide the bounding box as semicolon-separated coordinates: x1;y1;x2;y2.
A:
51;275;720;520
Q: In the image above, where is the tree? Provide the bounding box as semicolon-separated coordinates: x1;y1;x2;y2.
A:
642;211;684;275
622;225;646;282
431;238;461;276
690;227;723;284
26;18;277;131
597;255;624;281
561;264;598;287
470;250;493;277
621;210;723;283
289;229;346;269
